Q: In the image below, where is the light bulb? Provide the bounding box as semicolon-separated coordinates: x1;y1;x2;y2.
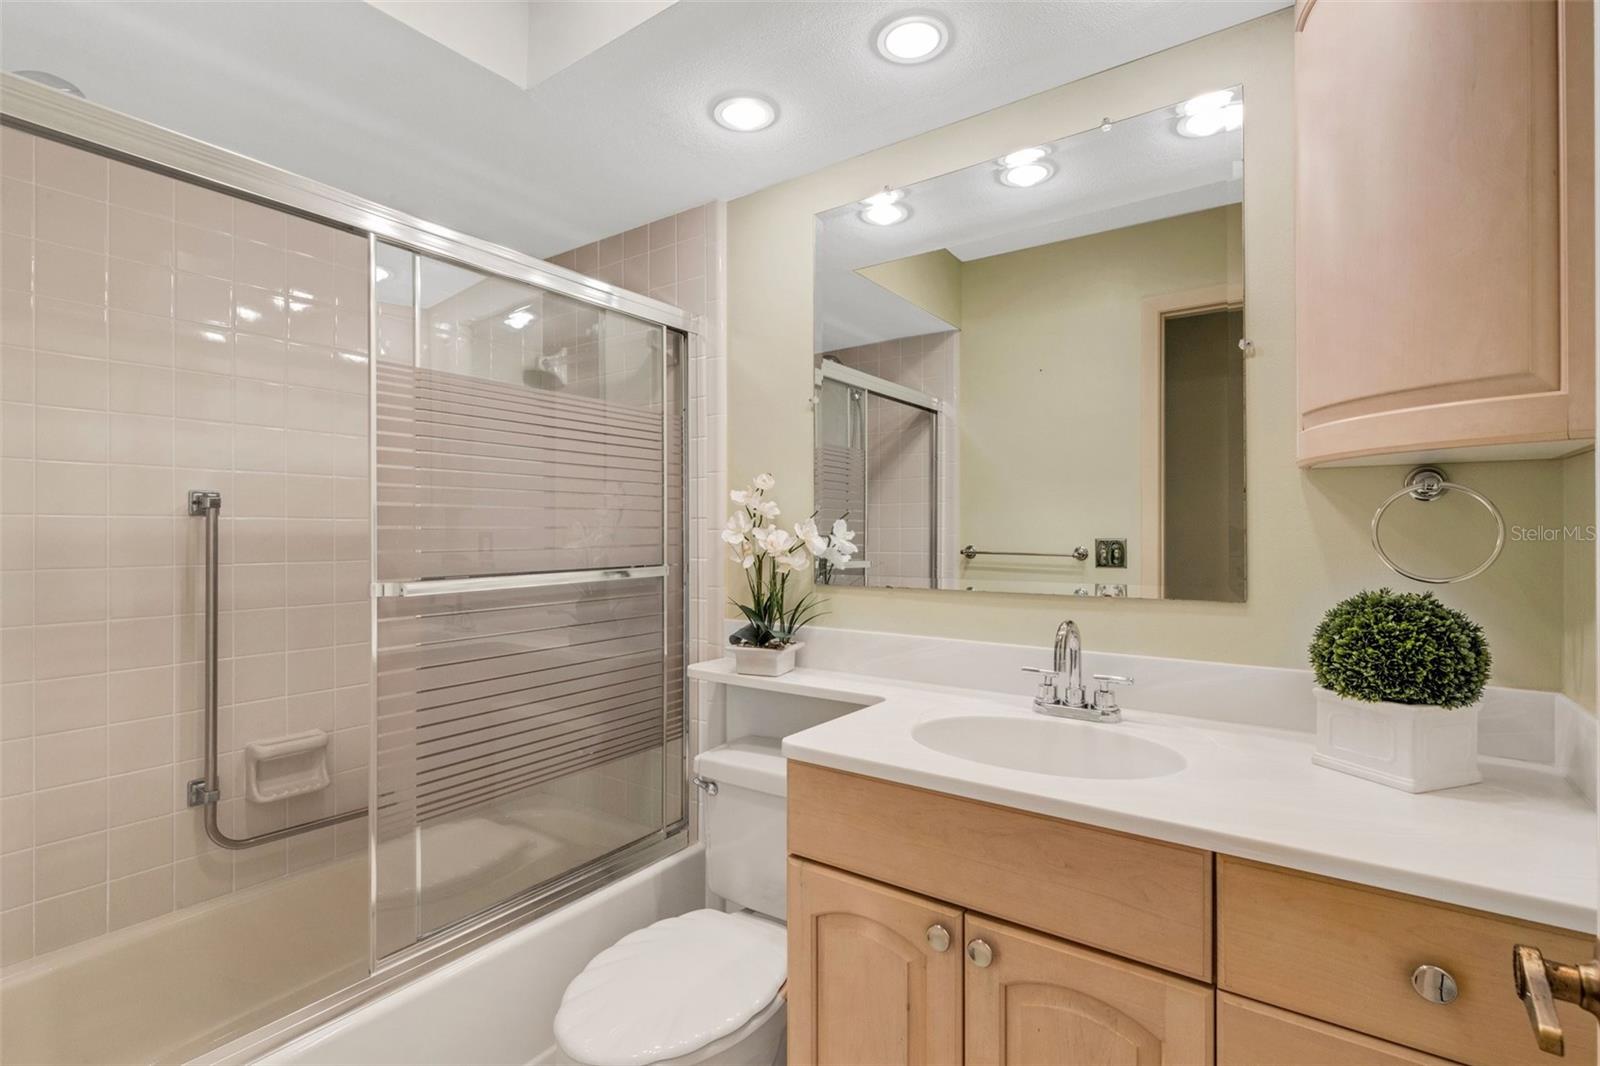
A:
1000;162;1053;188
998;146;1048;168
712;96;776;132
860;201;909;226
876;17;948;63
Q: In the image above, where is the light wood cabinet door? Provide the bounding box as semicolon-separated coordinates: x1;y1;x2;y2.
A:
1218;993;1460;1066
964;913;1213;1066
787;858;963;1066
1295;0;1594;464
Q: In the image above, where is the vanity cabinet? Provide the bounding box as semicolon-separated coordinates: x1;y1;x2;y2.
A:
788;763;1594;1066
787;859;1212;1066
786;859;963;1066
1294;0;1594;465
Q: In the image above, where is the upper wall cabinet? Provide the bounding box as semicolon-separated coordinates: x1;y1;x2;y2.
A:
1295;0;1594;465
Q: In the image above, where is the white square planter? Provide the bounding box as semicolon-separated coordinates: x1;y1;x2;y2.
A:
1312;688;1481;793
732;641;801;677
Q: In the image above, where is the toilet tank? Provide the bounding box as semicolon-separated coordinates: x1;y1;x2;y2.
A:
693;737;787;921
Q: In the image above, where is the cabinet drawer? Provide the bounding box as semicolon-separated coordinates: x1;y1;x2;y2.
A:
1217;858;1594;1066
788;763;1213;979
1218;993;1458;1066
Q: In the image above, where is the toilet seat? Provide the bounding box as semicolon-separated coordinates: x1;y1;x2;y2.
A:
554;908;786;1066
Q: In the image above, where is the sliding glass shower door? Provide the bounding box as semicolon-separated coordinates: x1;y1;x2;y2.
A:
370;245;686;957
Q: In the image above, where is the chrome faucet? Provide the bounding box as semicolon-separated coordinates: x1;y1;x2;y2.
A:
1023;619;1133;722
1053;620;1085;709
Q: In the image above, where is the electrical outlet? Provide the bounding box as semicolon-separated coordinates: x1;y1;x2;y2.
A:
1095;539;1127;568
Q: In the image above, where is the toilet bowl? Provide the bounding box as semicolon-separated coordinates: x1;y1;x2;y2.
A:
554;738;789;1066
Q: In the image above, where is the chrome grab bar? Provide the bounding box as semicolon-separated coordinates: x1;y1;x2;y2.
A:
185;489;363;851
960;544;1089;562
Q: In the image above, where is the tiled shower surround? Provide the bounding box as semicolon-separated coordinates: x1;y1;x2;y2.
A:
0;129;370;965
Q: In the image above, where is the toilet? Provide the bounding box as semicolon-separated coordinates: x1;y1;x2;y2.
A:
554;737;790;1066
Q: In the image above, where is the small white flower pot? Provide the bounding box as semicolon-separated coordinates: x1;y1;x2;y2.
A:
1312;687;1481;793
732;641;802;677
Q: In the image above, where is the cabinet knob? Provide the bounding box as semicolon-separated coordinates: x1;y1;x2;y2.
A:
1411;964;1458;1005
966;939;994;968
926;924;950;952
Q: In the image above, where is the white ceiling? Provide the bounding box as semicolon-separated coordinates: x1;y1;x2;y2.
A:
0;1;1283;261
816;94;1245;351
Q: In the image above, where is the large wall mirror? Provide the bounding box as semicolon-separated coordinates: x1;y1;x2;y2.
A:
813;89;1247;602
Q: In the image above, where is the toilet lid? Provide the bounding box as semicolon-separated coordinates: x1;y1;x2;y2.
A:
554;909;786;1066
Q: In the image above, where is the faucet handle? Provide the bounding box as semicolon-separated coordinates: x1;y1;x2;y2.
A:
1022;666;1060;704
1092;673;1133;712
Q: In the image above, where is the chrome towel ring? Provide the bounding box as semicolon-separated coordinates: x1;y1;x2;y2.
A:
1370;466;1505;585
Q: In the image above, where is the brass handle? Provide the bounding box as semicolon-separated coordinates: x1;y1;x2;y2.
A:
1513;944;1600;1056
926;924;950;953
1411;964;1458;1004
966;938;993;967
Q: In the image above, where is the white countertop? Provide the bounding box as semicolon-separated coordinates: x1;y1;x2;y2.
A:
690;659;1597;931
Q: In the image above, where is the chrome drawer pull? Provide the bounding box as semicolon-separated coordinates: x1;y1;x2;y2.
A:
1411;964;1458;1004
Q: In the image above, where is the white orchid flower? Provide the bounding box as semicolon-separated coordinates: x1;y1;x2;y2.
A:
730;486;754;506
753;498;781;521
830;518;856;545
794;518;828;556
727;540;756;568
776;548;811;574
753;473;776;491
755;526;796;556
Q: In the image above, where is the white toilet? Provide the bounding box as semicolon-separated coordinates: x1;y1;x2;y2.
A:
554;737;790;1066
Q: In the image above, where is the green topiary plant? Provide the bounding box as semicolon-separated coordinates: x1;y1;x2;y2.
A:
1309;588;1490;709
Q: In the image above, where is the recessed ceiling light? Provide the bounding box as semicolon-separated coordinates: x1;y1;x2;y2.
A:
1176;90;1243;138
712;95;776;132
876;15;949;64
998;146;1048;168
999;162;1054;188
859;188;905;208
504;307;536;330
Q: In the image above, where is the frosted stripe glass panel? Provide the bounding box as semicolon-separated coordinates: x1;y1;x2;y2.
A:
372;245;683;956
377;364;664;579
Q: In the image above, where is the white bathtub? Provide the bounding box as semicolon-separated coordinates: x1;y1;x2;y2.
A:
258;844;706;1066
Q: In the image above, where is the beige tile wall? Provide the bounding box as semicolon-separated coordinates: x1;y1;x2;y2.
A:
0;128;369;967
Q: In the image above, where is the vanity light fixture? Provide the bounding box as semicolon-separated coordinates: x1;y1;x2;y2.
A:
997;146;1048;168
1176;89;1243;138
999;161;1053;188
504;307;536;330
712;95;777;132
875;15;949;63
859;187;908;226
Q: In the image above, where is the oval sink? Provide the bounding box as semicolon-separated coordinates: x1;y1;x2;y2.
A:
911;715;1186;779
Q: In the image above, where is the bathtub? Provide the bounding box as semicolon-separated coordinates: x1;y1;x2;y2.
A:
254;844;706;1066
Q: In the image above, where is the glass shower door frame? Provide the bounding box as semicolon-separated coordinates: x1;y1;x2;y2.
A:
0;71;696;1064
815;358;942;588
368;239;691;964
